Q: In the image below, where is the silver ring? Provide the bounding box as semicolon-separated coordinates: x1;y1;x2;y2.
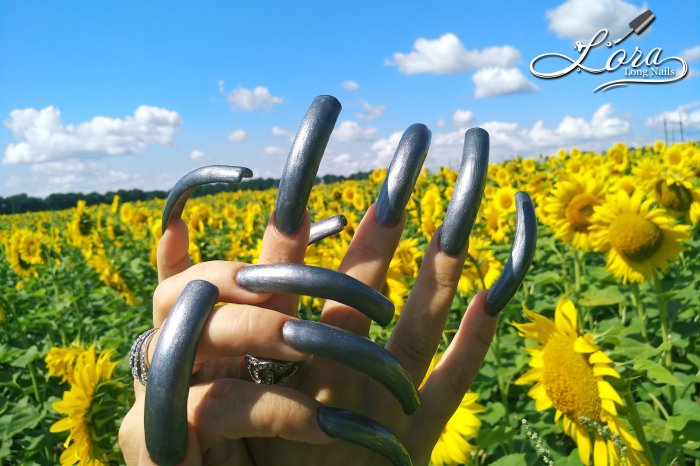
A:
129;328;158;386
245;354;299;386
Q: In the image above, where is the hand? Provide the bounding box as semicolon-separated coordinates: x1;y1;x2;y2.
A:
119;96;536;466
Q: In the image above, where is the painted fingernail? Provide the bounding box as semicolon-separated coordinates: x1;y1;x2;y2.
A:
161;165;253;234
439;128;489;256
275;95;342;234
318;407;412;466
145;280;219;465
283;320;419;415
309;214;347;245
375;123;431;226
237;264;394;326
485;192;537;316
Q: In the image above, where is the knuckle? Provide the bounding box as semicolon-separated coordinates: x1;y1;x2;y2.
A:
394;329;436;371
428;269;460;292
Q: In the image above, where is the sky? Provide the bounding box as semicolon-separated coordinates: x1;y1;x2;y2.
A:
1;0;699;197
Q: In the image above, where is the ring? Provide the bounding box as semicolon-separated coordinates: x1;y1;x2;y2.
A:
129;328;158;386
245;354;299;386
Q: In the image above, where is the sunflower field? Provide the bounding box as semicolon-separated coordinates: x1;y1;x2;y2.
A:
0;141;699;466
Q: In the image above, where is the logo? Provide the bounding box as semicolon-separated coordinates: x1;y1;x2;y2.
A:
530;10;689;92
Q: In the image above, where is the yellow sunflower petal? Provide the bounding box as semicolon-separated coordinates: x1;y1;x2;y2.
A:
589;351;613;364
574;334;600;353
594;435;609;466
576;424;592;465
555;298;578;336
592;365;620;378
597;380;623;404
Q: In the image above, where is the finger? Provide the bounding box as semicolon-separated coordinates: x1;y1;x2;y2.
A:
157;218;191;282
386;228;468;385
161;166;253;234
320;123;430;335
274;95;341;234
282;320;419;415
439;128;489;255
309;214;347;244
237;264;394;327
146;304;308;372
319;204;405;334
410;290;497;449
255;213;311;316
485;191;537;315
152;261;270;325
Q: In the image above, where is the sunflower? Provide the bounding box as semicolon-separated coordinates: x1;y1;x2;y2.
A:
420;184;444;241
421;354;484;466
457;236;503;294
589;190;691;283
513;299;647;466
50;346;119;466
46;344;87;385
543;174;606;251
491;186;518;214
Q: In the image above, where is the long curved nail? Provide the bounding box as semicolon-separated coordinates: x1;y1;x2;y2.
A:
237;264;394;326
145;280;219;464
275;96;342;234
439;128;489;255
309;214;347;245
318;407;412;466
485;192;537;315
161;165;253;233
375;124;431;226
283;320;419;414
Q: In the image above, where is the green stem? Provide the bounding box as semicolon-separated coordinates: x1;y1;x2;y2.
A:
622;386;654;465
28;363;41;403
573;250;582;294
631;284;648;339
653;272;676;406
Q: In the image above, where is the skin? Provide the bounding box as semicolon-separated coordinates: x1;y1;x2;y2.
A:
119;201;499;465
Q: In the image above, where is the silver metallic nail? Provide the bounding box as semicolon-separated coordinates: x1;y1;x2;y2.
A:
161;165;253;234
145;280;219;465
283;320;419;415
439;128;489;256
237;264;394;327
375;124;431;226
485;192;537;315
309;214;347;245
318;407;412;466
275;95;342;234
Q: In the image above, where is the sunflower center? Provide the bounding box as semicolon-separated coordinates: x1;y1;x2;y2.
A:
655;180;692;212
608;213;663;261
565;193;598;232
542;334;601;421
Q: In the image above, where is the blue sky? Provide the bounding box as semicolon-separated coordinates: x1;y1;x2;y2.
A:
1;0;698;197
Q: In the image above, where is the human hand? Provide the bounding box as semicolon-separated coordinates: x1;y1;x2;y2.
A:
119;96;537;466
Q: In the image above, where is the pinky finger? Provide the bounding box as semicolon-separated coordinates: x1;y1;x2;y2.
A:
409;290;497;455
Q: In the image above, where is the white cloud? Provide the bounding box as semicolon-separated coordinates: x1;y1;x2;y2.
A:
29;159;88;173
681;45;700;62
333;120;377;142
355;101;385;121
272;126;294;138
342;80;360;90
190;149;205;160
436;119;446;128
472;67;539;98
218;80;225;93
264;145;284;155
646;102;700;130
226;86;283;112
3;105;181;165
371;131;403;165
227;129;247;141
392;104;630;166
452;109;474;127
334;153;351;163
386;33;520;74
546;0;646;40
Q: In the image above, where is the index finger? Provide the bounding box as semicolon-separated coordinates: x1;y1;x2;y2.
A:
157;219;191;282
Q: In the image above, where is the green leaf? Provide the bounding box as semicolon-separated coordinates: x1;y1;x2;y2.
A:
10;346;39;368
579;286;624;307
633;359;684;386
0;398;44;439
487;453;526;466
